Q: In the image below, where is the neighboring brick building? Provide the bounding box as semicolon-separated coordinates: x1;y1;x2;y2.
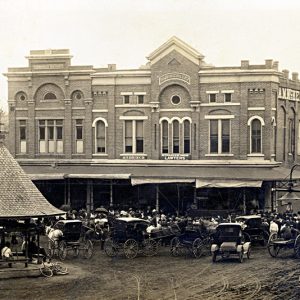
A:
4;37;300;214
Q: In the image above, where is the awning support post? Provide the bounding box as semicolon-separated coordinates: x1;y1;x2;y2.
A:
156;185;159;212
243;189;246;215
110;180;113;207
67;178;71;206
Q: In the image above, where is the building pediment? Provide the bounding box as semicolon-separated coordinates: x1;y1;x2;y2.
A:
147;36;204;66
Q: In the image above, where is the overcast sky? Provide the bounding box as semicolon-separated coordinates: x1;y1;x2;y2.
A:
1;0;300;111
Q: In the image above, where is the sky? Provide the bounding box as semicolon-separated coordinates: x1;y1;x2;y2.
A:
1;0;300;111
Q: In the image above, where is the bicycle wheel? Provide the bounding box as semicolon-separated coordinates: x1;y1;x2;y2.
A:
40;266;53;278
82;239;94;259
53;262;68;275
48;240;56;259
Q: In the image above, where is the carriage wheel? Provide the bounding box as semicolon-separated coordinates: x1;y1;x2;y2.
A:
58;241;67;261
47;240;56;259
247;246;251;259
212;251;217;262
294;235;300;258
268;232;278;243
104;238;118;257
82;240;94;259
192;238;204;258
243;232;251;243
72;246;80;258
260;231;270;247
170;237;181;257
142;239;158;257
267;232;280;258
124;239;139;259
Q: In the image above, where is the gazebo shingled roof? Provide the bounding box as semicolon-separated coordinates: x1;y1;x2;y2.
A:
0;140;64;218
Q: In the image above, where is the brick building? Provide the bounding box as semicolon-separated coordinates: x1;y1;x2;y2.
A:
4;37;300;214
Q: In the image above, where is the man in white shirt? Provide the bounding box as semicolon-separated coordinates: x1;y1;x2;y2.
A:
270;220;279;234
1;241;13;267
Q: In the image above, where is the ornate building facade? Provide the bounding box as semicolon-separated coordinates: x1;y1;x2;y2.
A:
5;37;300;214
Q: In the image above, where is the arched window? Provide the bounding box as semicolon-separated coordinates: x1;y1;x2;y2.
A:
173;120;180;153
289;109;296;157
162;120;169;154
251;119;262;153
44;92;57;100
96;121;106;153
183;120;191;154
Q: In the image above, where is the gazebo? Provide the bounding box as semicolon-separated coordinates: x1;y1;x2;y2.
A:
0;133;64;266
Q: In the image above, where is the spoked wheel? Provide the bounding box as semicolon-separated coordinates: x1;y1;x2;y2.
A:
124;239;139;259
238;251;244;263
72;246;80;258
40;265;53;278
261;231;270;247
247;246;251;259
142;239;158;257
192;238;204;258
47;240;55;259
294;235;300;258
82;240;94;259
104;238;118;257
170;237;181;257
267;232;280;258
212;251;217;262
58;241;68;261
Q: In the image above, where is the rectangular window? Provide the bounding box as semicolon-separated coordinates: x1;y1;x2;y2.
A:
75;119;83;153
209;94;217;103
183;121;190;154
137;95;144;104
124;120;144;154
224;93;232;102
162;121;169;154
173;121;180;153
96;121;106;153
19;120;26;153
38;120;64;154
123;95;130;104
210;119;230;154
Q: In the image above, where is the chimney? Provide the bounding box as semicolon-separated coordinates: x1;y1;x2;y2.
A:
273;61;279;71
265;59;273;69
241;60;249;69
282;69;289;79
292;72;298;81
108;64;116;71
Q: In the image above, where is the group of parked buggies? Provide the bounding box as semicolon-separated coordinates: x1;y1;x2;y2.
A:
45;213;300;263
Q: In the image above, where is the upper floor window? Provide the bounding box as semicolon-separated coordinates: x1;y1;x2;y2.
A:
137;95;144;104
38;119;63;153
172;120;180;153
124;120;144;153
44;92;57;100
251;119;262;153
209;119;230;154
75;119;84;153
224;93;232;102
209;93;217;103
96;120;106;153
289;118;295;156
162;120;169;154
123;95;130;104
171;95;181;105
183;120;191;154
19;120;27;153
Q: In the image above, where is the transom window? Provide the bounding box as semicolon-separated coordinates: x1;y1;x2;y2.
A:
210;119;230;154
44;92;57;100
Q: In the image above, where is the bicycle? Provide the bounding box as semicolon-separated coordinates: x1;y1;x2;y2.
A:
39;259;69;278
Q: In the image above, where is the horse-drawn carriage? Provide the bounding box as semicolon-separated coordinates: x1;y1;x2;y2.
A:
170;224;211;258
211;223;251;263
104;217;162;259
267;227;300;258
47;220;93;260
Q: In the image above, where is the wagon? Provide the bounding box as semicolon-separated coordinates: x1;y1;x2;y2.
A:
211;223;251;263
48;220;93;260
170;224;210;258
267;228;300;258
104;217;158;259
236;215;269;246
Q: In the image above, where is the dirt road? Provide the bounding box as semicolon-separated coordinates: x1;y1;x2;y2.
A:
1;244;300;299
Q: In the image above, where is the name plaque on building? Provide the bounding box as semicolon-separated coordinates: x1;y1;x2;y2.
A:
33;63;65;70
122;155;146;160
279;87;300;101
163;154;190;160
159;72;190;85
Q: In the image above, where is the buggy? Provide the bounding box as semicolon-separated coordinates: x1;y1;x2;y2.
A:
267;226;300;258
211;223;251;263
48;220;93;260
104;217;158;259
236;215;269;246
170;224;211;258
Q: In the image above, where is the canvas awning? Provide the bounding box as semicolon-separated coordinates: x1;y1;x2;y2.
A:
66;174;131;179
131;177;195;186
196;179;262;188
29;173;65;180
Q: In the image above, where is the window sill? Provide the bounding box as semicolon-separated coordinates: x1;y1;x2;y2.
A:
92;154;108;156
247;154;264;157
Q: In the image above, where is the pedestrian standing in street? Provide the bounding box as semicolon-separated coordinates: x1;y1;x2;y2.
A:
270;219;279;234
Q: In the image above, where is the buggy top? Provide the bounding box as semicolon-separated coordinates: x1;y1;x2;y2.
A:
214;223;243;243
